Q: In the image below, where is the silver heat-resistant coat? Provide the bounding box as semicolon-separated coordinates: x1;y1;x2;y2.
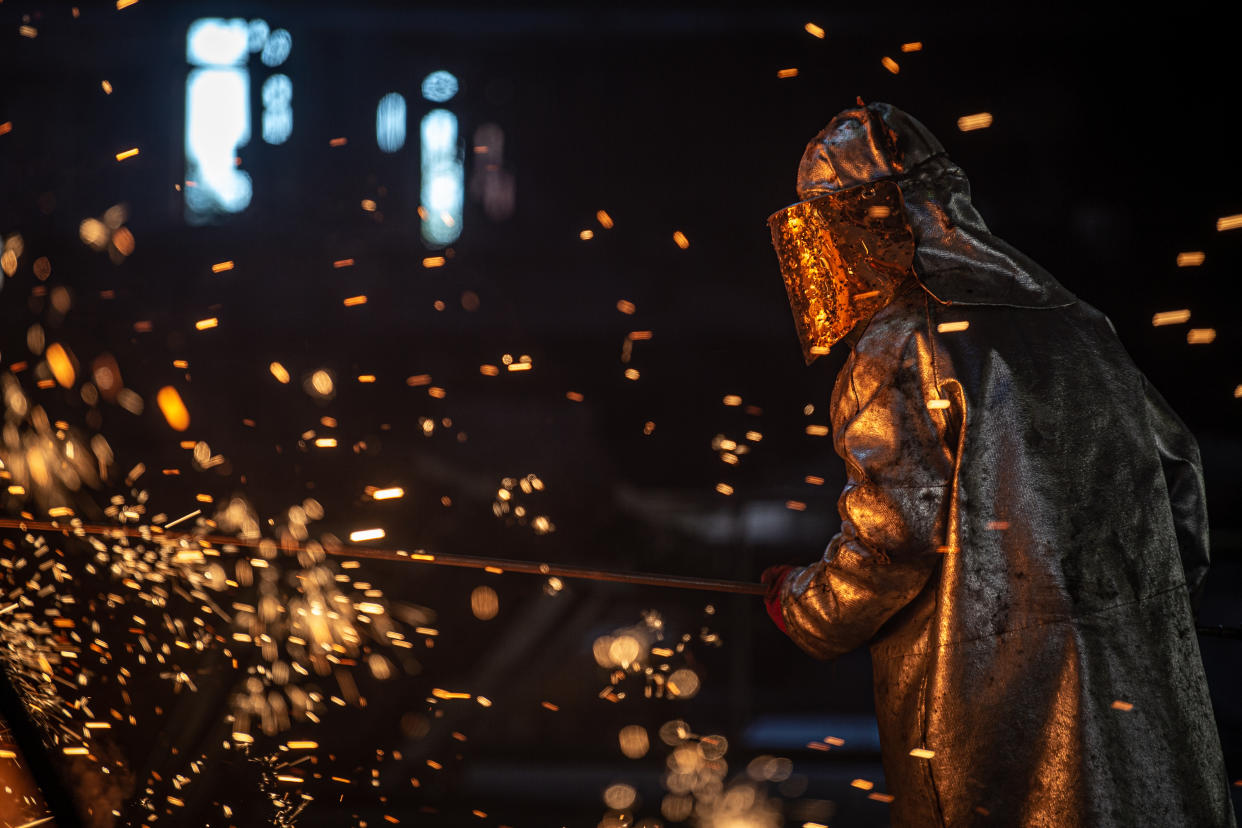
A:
774;102;1236;826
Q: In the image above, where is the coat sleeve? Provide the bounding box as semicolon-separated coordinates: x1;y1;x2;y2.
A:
1142;376;1210;609
777;330;958;660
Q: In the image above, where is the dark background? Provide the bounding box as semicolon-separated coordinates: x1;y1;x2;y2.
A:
1;3;1239;826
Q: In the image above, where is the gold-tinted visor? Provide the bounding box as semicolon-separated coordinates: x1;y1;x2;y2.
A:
767;179;915;364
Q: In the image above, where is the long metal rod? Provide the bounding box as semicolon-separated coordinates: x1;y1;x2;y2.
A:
0;517;766;595
6;518;1241;635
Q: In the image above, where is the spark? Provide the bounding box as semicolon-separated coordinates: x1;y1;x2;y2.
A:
851;779;874;791
566;391;584;401
329;137;348;147
46;342;76;387
672;231;690;249
624;368;640;380
156;386;191;431
1217;214;1242;231
314;437;337;448
101;80;113;94
1177;251;1205;267
358;374;376;383
163;509;201;529
715;483;734;495
777;68;799;79
579;229;594;240
616;299;636;314
785;501;806;511
350;528;385;542
15;818;56;828
115;147;140;161
902;41;923;52
937;320;970;332
507;362;532;372
1152;309;1190;326
343;295;368;307
422;256;445;268
333;258;355;268
805;425;829;436
406;374;431;386
0;122;12;136
372;487;404;500
722;395;742;406
432;689;470;700
957;112;994;131
910;748;935;758
269;362;291;383
881;56;900;74
211;260;235;273
1187;328;1216;344
805;22;825;38
195;317;218;330
596;210;614;228
927;399;951;410
116;0;140;8
804;475;823;485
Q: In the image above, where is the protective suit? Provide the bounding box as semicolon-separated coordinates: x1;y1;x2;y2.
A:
765;102;1236;827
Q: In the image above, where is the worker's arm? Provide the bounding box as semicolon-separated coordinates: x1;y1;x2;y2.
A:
774;330;959;659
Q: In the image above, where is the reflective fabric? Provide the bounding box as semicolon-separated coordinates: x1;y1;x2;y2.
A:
773;102;1235;827
767;179;915;364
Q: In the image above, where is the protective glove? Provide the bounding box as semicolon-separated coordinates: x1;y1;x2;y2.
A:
761;564;796;635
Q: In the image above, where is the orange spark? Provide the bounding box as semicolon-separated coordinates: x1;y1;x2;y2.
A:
957;113;994;131
156;387;190;431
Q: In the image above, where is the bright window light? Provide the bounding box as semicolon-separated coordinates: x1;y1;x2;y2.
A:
262;74;292;145
187;18;248;66
421;70;458;103
247;19;269;52
185;67;252;222
376;92;406;153
420;108;462;245
260;28;292;67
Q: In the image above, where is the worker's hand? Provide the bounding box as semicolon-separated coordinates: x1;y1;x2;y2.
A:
760;565;796;635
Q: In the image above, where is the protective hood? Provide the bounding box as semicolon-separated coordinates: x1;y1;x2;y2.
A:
772;101;1076;361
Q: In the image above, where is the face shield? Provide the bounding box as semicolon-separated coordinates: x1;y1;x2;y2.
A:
767;179;916;364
